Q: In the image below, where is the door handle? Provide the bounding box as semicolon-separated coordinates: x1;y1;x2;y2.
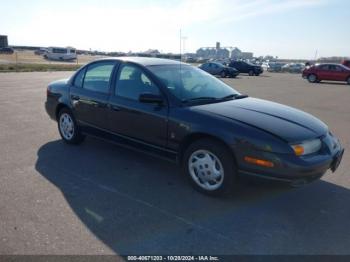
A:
110;105;121;111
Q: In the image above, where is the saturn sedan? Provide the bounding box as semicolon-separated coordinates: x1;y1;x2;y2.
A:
45;57;344;196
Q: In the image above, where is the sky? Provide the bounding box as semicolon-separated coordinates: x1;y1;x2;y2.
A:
0;0;349;59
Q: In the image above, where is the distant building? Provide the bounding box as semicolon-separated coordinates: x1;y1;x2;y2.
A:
0;35;8;48
196;43;253;60
241;52;254;60
230;47;242;59
142;49;160;56
196;42;230;59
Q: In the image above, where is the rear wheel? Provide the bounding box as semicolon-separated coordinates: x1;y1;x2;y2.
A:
58;108;85;144
307;74;317;83
182;139;236;196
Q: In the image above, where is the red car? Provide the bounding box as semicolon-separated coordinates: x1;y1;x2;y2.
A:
302;63;350;84
342;60;350;68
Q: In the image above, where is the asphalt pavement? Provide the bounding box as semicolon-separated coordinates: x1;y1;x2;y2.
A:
0;71;349;255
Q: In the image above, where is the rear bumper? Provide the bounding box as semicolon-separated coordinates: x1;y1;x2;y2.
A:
45;100;57;121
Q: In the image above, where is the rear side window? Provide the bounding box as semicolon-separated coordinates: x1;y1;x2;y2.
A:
73;68;86;88
83;61;116;93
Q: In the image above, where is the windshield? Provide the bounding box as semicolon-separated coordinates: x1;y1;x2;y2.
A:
147;64;239;102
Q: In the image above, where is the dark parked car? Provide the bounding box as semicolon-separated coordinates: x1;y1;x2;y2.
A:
199;62;239;78
229;61;263;76
302;63;350;84
0;47;14;54
45;57;344;196
267;62;285;72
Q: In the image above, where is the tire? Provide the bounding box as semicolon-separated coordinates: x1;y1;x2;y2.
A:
220;71;227;78
255;73;260;76
182;139;236;196
58;108;85;145
347;77;350;85
307;74;317;83
248;70;254;76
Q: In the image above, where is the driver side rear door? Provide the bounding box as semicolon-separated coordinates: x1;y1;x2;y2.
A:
70;60;118;130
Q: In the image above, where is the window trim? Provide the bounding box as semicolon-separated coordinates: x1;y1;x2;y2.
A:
72;67;87;88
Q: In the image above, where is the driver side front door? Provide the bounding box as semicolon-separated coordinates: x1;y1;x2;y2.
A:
107;63;168;147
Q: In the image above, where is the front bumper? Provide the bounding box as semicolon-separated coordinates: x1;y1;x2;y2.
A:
236;132;344;184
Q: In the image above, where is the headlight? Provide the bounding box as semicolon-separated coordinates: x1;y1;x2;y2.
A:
291;139;322;156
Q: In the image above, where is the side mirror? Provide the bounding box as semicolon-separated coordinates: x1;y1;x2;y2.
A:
139;93;164;104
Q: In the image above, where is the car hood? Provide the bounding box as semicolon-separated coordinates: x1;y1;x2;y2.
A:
194;97;328;142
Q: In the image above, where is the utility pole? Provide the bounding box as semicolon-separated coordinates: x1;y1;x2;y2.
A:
180;29;182;61
314;49;318;61
181;36;188;56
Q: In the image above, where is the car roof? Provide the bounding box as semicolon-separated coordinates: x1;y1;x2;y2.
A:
99;56;186;66
319;63;343;65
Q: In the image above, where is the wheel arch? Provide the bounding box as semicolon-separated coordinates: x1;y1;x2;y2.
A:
178;132;237;166
55;103;71;120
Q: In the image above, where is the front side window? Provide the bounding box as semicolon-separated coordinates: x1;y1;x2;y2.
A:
115;64;160;100
334;66;344;72
83;61;115;93
147;64;239;102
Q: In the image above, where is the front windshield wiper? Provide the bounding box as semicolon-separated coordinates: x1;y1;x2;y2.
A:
181;97;218;103
219;94;249;100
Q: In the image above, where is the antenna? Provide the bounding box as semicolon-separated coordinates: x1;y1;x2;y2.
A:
314;49;318;61
180;29;182;61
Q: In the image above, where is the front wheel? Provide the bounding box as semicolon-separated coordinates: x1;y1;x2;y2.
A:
220;71;227;78
182;139;236;196
347;77;350;85
58;108;85;144
307;74;317;83
248;70;254;76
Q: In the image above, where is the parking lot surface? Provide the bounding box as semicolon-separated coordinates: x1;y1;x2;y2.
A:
0;71;349;255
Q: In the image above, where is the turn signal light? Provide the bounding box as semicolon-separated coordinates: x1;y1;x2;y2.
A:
244;156;274;168
292;145;305;156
